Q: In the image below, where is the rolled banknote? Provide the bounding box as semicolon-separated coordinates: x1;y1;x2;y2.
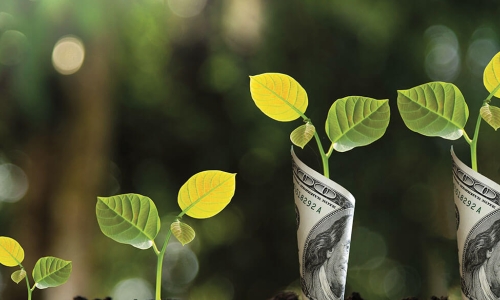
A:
292;149;355;300
452;148;500;300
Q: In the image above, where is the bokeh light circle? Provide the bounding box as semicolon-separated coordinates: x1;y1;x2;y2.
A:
0;163;28;203
167;0;207;18
0;30;28;66
52;36;85;75
111;278;153;300
162;242;199;290
424;25;461;81
466;28;499;77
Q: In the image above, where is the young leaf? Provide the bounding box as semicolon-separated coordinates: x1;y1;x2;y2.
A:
32;257;72;289
325;96;390;152
0;237;24;267
290;122;316;149
171;220;196;246
96;194;160;250
397;82;469;140
178;170;236;219
480;104;500;130
484;51;500;98
249;73;308;122
11;269;26;284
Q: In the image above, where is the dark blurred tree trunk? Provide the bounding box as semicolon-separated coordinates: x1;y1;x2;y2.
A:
10;33;113;299
43;34;114;299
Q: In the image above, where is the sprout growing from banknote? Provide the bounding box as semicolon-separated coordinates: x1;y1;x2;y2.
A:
249;73;391;178
0;236;72;300
96;170;236;300
397;51;500;172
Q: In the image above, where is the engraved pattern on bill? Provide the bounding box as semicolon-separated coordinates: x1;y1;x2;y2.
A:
451;148;500;300
292;149;355;300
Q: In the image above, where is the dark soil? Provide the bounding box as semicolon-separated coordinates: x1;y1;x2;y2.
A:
74;292;449;300
73;298;179;300
74;297;112;300
268;292;449;300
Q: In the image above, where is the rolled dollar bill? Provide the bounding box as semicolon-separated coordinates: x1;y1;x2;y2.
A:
292;149;355;300
452;148;500;300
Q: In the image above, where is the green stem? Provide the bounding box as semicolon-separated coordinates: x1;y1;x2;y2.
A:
462;131;472;145
312;130;329;178
470;110;482;171
299;115;329;178
154;218;176;300
20;266;32;300
469;83;500;172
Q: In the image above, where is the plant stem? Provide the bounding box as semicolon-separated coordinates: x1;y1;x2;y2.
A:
470;111;482;171
469;83;500;172
21;266;32;300
300;117;330;178
155;223;174;300
312;130;329;178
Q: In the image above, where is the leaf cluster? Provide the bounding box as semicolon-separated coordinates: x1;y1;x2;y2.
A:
396;52;500;171
397;52;500;139
250;73;391;153
95;170;236;300
0;236;72;299
249;52;500;174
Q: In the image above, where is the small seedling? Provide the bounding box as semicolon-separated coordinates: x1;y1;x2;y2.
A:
397;51;500;172
96;170;236;300
0;236;72;300
249;73;391;178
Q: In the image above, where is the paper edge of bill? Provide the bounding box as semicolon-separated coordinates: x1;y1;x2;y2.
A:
291;147;355;205
451;146;500;191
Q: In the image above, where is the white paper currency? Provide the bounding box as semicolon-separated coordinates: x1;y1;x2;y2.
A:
451;148;500;300
292;149;355;300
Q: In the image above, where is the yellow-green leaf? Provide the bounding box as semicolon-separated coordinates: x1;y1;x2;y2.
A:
397;82;468;140
325;96;390;152
290;122;315;149
178;170;236;219
96;194;160;250
481;104;500;130
0;237;24;267
11;269;26;284
33;257;72;289
483;51;500;98
249;73;308;122
171;220;196;246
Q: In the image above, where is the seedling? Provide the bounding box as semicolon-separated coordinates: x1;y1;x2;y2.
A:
96;170;236;300
0;236;72;300
397;51;500;171
249;73;391;178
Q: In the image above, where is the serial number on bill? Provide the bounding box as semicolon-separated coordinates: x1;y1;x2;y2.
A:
454;186;482;214
294;188;322;213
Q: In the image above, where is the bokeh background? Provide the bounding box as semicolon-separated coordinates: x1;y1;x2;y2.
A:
0;0;499;299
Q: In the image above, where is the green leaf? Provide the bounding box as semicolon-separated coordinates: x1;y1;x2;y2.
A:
325;96;390;152
249;73;308;122
397;82;469;140
178;170;236;219
11;269;26;284
171;220;196;246
32;257;72;289
480;104;500;130
0;236;24;267
290;122;315;149
96;194;160;249
484;51;500;98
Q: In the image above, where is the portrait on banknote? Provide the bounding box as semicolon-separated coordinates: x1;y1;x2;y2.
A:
301;210;353;300
462;211;500;300
451;149;500;300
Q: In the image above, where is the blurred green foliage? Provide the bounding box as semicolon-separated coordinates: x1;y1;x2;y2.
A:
0;0;499;299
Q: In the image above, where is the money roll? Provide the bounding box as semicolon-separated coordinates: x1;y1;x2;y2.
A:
292;149;355;300
452;148;500;300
